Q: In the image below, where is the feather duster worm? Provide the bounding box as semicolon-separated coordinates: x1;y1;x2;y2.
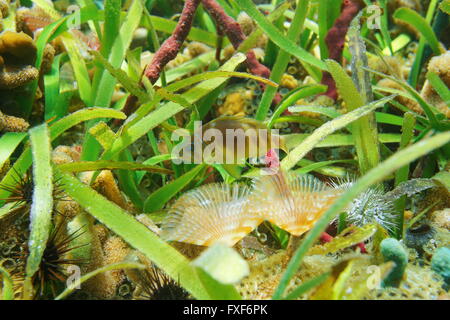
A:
161;170;395;247
161;171;347;247
251;171;345;236
161;183;263;246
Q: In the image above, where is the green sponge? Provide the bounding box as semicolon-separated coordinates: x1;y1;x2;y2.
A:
431;247;450;290
380;238;408;288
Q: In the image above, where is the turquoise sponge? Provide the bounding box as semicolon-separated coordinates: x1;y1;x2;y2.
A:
431;247;450;290
380;238;408;288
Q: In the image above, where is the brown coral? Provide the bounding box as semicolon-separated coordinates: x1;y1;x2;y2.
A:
0;64;39;89
431;209;450;230
377;78;423;114
51;145;82;165
0;0;9;26
78;221;118;299
389;0;423;37
368;55;406;81
420;51;450;118
103;236;131;288
0;110;30;132
0;31;36;64
40;43;56;75
0;31;39;89
80;170;130;211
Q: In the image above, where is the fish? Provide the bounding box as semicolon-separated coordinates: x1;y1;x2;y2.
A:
200;116;287;163
199;116;287;178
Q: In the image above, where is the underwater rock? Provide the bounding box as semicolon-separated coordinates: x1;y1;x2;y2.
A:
368;263;447;299
166;52;191;70
431;247;450;289
239;251;320;299
54;196;80;219
423;225;450;259
380;238;408;287
312;94;336;107
418;181;450;214
0;0;8;16
405;223;436;253
51;145;81;165
170;241;206;260
292;94;338;120
51;150;74;165
80;222;118;299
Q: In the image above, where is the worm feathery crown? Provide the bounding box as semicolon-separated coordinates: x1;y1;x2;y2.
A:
251;171;345;236
161;183;262;246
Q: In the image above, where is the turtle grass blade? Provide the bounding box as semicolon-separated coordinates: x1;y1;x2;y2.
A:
281;95;395;171
55;169;212;299
23;124;53;298
0;266;14;300
0;108;125;204
326;59;380;174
